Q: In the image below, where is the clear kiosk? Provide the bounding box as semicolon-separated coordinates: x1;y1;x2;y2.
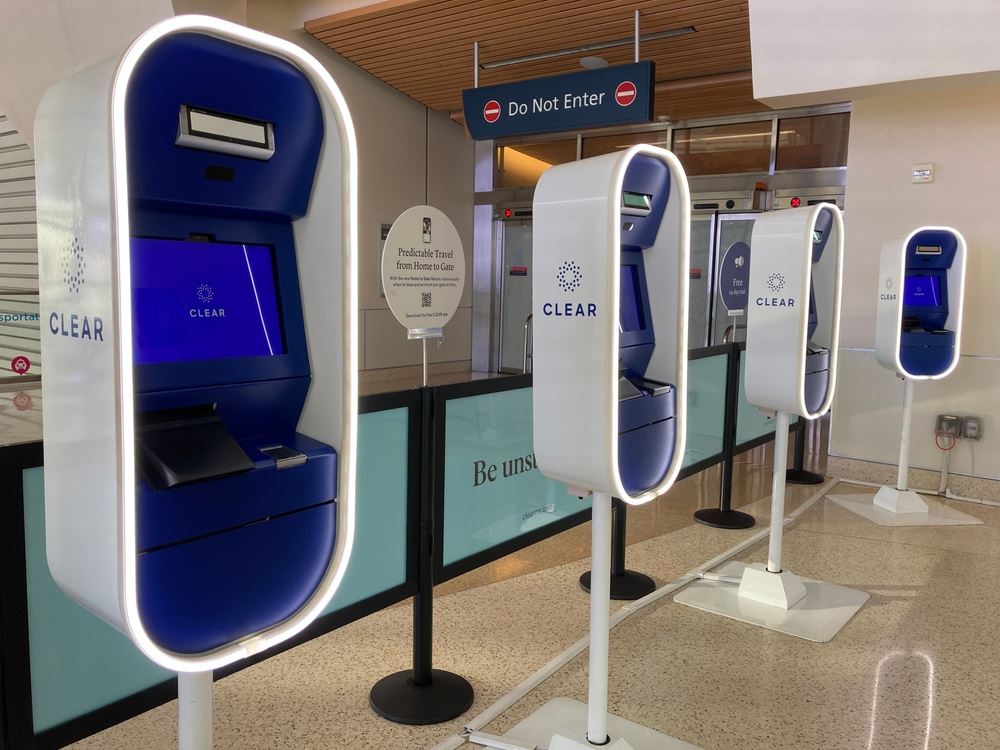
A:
507;145;696;750
35;15;357;748
830;227;979;527
676;205;869;642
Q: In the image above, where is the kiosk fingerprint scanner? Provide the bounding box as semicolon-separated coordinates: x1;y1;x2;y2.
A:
36;16;357;670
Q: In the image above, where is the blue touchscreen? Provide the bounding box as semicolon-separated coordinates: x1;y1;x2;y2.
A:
131;238;285;364
619;265;645;333
904;275;941;307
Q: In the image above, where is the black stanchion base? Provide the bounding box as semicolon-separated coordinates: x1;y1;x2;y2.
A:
579;570;657;600
369;669;474;726
786;468;825;485
693;508;756;529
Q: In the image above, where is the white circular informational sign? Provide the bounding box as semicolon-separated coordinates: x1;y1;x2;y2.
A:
380;205;466;332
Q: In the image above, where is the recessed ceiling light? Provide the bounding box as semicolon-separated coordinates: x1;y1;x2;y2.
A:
580;56;609;69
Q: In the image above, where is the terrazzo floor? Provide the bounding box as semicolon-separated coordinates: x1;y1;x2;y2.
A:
68;456;1000;749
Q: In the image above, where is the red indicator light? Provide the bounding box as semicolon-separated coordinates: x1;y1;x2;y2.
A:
790;196;801;208
504;208;513;218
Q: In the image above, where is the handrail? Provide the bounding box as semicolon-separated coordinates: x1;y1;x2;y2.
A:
522;314;533;373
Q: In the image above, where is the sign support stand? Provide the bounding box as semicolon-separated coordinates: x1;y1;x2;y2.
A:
586;491;612;745
178;671;212;750
408;327;443;387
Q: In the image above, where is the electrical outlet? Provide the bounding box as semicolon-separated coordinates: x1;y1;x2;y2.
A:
961;416;983;441
936;414;961;436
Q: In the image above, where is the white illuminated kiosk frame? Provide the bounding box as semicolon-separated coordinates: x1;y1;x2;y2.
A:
830;227;979;527
518;144;696;750
676;204;868;642
35;15;357;749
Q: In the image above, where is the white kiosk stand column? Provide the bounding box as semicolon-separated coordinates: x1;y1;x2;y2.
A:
676;205;869;642
36;16;358;748
830;227;980;527
496;145;697;750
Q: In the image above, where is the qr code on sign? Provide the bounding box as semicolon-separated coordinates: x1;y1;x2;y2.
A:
421;292;432;308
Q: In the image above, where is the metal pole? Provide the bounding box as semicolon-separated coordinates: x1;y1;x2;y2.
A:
896;378;914;491
473;41;479;88
611;498;626;576
178;671;212;750
587;491;612;745
422;338;429;387
633;10;640;63
766;411;790;573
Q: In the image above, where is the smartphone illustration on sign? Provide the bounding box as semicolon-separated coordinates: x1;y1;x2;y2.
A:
422;217;432;243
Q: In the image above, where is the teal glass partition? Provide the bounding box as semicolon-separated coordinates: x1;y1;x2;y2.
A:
683;352;727;467
440;385;591;571
22;407;412;733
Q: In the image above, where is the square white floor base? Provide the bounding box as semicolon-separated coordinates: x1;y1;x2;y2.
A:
500;697;700;750
828;492;983;527
673;561;869;642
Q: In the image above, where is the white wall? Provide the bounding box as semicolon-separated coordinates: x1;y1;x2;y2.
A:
749;0;1000;107
830;83;1000;480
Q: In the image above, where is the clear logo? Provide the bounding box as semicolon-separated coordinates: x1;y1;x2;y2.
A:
197;284;214;303
766;272;786;294
61;237;86;294
556;261;583;293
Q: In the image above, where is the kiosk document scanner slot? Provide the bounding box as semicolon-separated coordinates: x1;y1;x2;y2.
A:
36;16;357;671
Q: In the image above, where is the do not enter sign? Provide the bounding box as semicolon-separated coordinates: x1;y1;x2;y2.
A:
615;81;637;107
483;100;501;123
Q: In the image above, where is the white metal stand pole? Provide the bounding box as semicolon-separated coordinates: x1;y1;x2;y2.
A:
178;671;212;750
896;378;914;491
422;338;429;387
587;491;612;745
766;411;790;573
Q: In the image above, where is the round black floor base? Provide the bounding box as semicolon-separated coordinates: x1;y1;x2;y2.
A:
693;508;756;529
369;669;474;726
579;570;657;600
786;468;825;485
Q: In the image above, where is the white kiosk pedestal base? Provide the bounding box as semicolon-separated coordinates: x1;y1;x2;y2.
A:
675;412;868;642
873;486;928;513
499;698;700;750
828;490;982;527
675;561;869;643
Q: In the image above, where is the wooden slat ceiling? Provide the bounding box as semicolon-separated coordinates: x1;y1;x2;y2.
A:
305;0;768;124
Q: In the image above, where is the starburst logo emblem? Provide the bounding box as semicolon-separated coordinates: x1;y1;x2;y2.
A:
61;237;86;294
196;284;214;303
886;277;893;290
556;261;582;293
766;272;785;294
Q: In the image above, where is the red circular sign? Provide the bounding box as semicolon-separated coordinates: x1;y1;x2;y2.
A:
615;81;637;107
483;99;502;123
10;355;30;375
12;391;32;411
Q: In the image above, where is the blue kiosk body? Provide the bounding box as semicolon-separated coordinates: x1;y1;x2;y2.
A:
803;206;836;413
898;230;960;376
127;34;335;654
36;15;357;671
616;155;677;495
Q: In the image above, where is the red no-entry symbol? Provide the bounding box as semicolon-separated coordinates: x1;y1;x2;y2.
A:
615;81;637;107
483;100;501;123
10;355;30;375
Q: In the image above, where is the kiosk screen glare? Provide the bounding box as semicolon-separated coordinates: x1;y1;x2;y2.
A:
131;238;285;364
904;275;941;307
619;265;646;332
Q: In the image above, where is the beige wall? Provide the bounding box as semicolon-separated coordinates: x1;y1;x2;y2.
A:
831;83;1000;480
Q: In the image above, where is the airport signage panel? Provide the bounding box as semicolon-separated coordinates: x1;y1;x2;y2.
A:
462;62;654;139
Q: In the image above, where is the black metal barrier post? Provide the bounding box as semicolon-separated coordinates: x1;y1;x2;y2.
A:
786;420;824;485
695;343;756;529
369;387;473;725
579;498;656;600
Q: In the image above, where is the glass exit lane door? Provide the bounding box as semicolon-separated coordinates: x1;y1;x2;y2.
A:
497;218;533;373
689;212;716;349
710;212;759;346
